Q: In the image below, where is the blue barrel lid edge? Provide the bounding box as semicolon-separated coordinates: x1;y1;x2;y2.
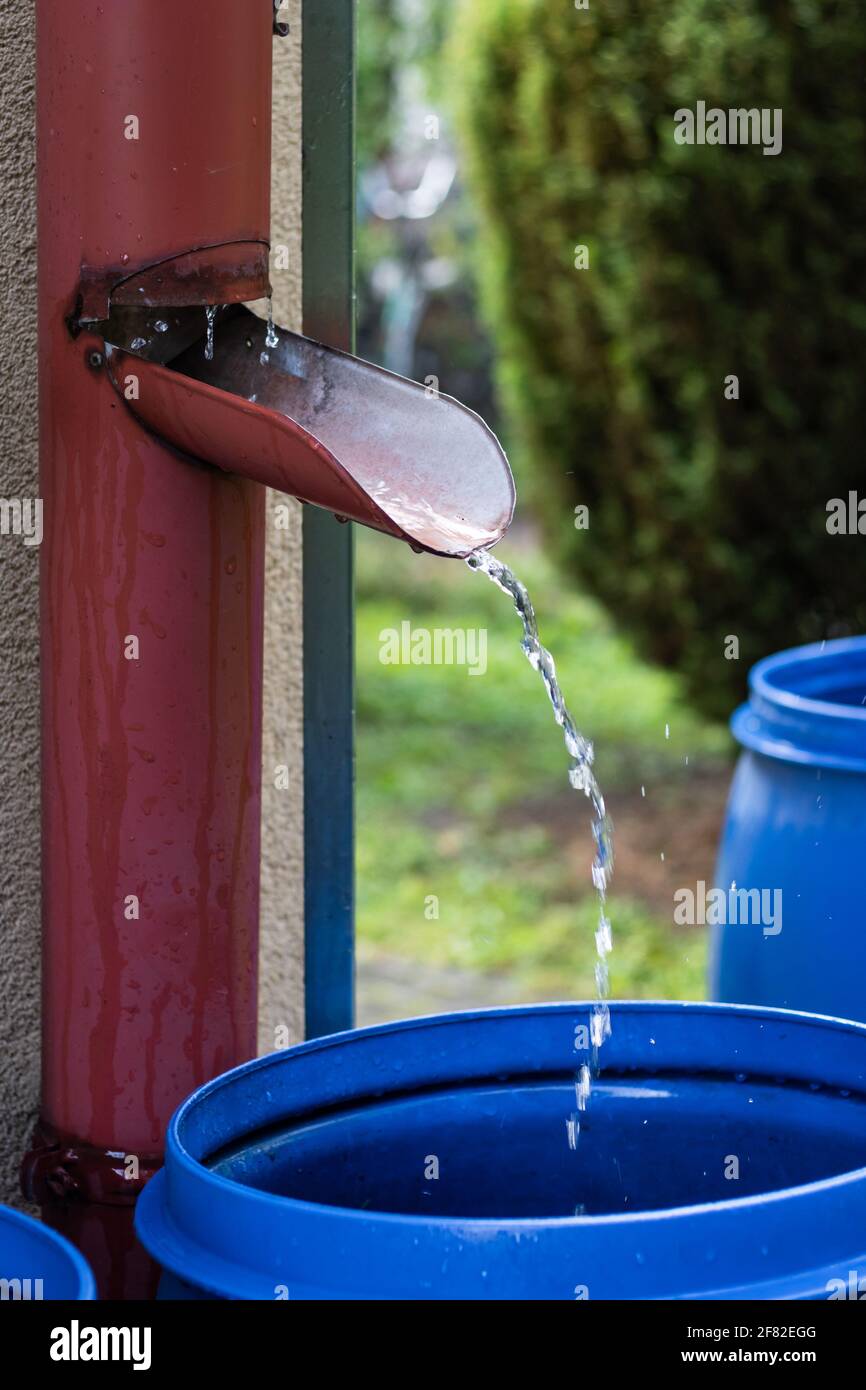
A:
136;1001;866;1301
731;635;866;772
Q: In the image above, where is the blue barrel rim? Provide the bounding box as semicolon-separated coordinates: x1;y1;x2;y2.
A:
731;634;866;771
0;1202;97;1301
137;1001;866;1300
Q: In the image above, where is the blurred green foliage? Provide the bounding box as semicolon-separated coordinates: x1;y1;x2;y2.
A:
356;530;729;999
356;0;401;165
451;0;866;716
357;0;451;165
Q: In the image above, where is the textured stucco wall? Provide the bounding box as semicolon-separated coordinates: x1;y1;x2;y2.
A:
0;10;305;1205
259;9;306;1052
0;3;40;1209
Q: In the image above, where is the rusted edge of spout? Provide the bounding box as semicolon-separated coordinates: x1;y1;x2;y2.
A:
75;241;271;326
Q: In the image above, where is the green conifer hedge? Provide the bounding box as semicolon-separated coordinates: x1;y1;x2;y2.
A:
451;0;866;715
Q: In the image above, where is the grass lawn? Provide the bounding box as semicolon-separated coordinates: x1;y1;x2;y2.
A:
355;526;734;1017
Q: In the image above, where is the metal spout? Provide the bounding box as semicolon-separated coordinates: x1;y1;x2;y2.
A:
106;305;515;558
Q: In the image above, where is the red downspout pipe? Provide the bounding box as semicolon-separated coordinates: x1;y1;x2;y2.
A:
24;0;275;1297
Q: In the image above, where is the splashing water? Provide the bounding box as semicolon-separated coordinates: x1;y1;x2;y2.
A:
467;548;614;1142
204;305;217;362
265;298;279;350
260;297;280;365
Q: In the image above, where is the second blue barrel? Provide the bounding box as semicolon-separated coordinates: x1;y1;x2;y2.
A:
712;635;866;1021
0;1203;95;1300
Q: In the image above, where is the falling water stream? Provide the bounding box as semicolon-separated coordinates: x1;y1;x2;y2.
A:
259;298;280;365
204;304;217;362
203;301;279;365
265;298;279;350
467;548;613;1146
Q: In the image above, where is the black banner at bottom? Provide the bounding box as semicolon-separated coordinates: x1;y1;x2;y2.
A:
0;1296;859;1376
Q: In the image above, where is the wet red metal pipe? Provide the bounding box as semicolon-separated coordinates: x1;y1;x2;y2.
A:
25;0;274;1297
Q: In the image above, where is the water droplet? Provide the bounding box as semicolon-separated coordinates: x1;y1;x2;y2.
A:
265;297;279;350
204;304;217;361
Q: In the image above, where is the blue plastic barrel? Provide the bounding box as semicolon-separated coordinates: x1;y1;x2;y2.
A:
0;1203;95;1300
136;1001;866;1300
712;636;866;1021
